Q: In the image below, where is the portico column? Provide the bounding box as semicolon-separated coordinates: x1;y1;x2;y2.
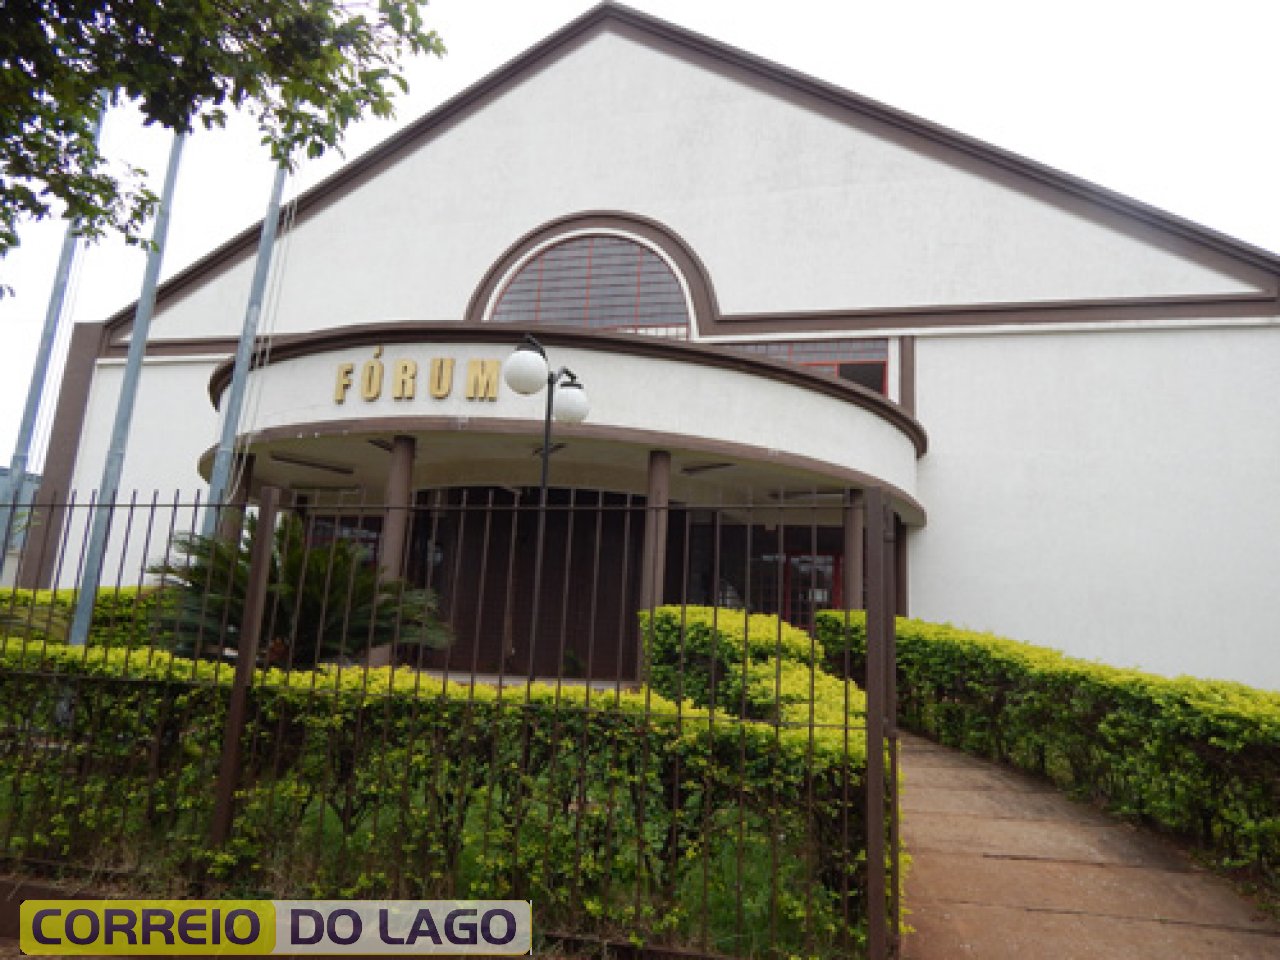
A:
379;435;416;580
639;449;671;611
216;454;255;543
843;489;865;610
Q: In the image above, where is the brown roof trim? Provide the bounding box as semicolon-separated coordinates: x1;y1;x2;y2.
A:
206;322;928;457
101;337;240;359
699;292;1280;336
103;2;1280;342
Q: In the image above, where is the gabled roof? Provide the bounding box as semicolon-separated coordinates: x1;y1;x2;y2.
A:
105;0;1280;334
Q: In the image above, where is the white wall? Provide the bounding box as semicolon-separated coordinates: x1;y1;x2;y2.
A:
72;358;224;496
146;26;1269;341
911;322;1280;690
59;357;225;587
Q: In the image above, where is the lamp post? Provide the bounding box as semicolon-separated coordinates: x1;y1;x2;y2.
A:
502;334;589;677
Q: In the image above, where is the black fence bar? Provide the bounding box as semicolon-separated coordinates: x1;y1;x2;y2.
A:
864;487;889;960
0;486;901;959
210;485;280;847
885;512;902;957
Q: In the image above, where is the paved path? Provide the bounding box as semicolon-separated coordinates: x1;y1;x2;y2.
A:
898;733;1280;959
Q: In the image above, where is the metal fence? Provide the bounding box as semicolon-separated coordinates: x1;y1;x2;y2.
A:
0;486;900;958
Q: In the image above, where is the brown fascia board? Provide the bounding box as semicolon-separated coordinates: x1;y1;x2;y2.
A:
103;1;1280;342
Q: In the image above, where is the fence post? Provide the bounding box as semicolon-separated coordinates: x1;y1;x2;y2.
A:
864;486;888;960
843;489;865;610
884;507;900;956
210;485;280;848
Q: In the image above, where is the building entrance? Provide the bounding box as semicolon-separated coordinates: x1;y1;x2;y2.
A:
401;490;859;681
409;486;644;682
750;553;842;631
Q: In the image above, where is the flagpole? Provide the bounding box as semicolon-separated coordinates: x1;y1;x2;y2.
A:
68;130;187;646
0;106;107;577
201;163;289;538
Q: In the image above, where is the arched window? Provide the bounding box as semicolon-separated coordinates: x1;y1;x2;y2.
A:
490;234;690;338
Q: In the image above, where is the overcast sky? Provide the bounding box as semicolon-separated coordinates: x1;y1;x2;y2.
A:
3;0;1278;468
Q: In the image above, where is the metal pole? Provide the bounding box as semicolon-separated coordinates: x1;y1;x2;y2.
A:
525;372;556;677
68;131;186;646
202;164;288;537
540;371;555;493
0;108;107;570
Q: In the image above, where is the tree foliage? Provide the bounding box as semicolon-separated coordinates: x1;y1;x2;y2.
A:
0;0;444;256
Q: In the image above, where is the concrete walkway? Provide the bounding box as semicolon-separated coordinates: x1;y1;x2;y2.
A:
898;733;1280;959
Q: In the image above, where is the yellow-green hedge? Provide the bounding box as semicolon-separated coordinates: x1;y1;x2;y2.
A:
0;634;871;956
0;586;165;647
640;606;826;715
815;610;1280;896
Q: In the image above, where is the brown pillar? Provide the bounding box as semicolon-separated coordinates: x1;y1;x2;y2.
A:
895;515;909;616
17;322;104;589
216;454;256;542
639;449;671;611
379;435;415;580
211;484;280;847
898;335;916;415
843;489;865;610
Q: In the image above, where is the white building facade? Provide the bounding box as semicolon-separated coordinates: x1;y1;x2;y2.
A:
26;4;1280;688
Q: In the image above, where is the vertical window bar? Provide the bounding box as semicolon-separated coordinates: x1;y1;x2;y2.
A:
534;251;544;325
582;235;594;326
634;241;644;327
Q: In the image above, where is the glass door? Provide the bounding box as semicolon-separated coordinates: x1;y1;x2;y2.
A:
748;553;841;630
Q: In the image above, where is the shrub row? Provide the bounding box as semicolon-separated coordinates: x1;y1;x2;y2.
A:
0;586;163;647
0;631;871;957
642;606;820;711
815;610;1280;896
640;605;864;723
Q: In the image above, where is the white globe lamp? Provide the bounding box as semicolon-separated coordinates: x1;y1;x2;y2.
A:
554;379;589;424
502;342;549;395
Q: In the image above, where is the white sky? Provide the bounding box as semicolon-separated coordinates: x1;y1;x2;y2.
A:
2;0;1278;467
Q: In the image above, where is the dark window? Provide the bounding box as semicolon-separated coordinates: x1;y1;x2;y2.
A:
732;339;889;394
491;234;690;338
309;514;383;566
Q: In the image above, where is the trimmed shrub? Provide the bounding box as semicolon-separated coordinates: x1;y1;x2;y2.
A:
741;659;868;727
812;608;868;684
0;586;166;647
816;610;1280;897
0;636;871;956
641;606;823;712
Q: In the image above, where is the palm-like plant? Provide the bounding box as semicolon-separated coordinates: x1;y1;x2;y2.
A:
149;513;451;666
